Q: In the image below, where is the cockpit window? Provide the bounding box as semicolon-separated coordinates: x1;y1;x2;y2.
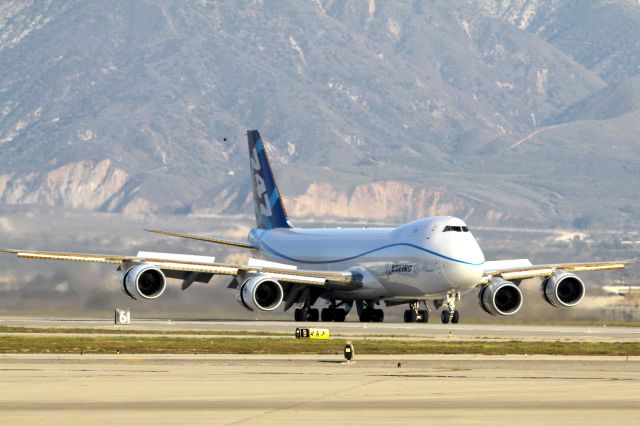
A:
443;225;470;233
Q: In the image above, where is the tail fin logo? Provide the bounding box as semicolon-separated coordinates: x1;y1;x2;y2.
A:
251;146;272;217
247;130;290;229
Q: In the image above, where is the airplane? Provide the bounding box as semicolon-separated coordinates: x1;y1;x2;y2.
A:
0;130;635;323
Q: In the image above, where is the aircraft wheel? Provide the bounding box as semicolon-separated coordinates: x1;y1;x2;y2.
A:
451;310;460;324
294;309;306;322
403;310;412;323
359;309;372;322
308;308;319;322
321;308;334;322
333;309;346;322
372;309;384;323
418;310;429;323
441;310;450;324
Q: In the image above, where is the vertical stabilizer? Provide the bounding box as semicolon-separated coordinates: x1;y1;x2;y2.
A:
247;130;291;229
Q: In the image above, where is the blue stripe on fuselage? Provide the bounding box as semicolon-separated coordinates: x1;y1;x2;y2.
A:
255;234;484;266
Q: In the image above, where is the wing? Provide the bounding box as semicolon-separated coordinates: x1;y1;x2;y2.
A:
145;229;258;249
0;248;358;289
480;259;635;284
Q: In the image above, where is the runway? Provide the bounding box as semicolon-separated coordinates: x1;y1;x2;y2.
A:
1;354;639;425
1;316;639;341
2;317;639;424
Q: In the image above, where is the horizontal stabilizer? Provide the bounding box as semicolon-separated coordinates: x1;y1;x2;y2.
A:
146;229;258;249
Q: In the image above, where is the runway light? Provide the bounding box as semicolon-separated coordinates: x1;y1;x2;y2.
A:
344;342;354;361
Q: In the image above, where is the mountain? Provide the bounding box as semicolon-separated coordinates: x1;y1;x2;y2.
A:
552;75;640;123
482;0;640;84
1;0;639;229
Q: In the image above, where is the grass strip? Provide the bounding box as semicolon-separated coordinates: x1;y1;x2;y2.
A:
1;335;639;356
0;325;289;337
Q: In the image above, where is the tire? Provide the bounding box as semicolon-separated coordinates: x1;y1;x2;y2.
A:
294;309;305;322
409;310;418;323
334;309;346;322
403;310;412;323
321;308;334;322
451;310;460;324
308;308;319;322
418;310;429;323
441;310;450;324
373;309;384;323
359;309;372;322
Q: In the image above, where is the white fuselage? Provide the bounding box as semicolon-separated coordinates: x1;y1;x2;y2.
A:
248;216;485;301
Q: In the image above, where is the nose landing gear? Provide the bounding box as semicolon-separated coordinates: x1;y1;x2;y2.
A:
440;310;460;324
403;301;429;323
440;290;460;324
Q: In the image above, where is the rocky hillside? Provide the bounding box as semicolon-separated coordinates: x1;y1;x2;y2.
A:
1;0;639;228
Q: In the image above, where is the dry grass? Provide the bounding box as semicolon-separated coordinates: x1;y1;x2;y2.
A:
0;325;287;336
1;335;639;356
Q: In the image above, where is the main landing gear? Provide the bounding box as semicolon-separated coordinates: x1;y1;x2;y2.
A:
294;289;320;321
357;300;384;322
294;306;319;322
295;297;352;322
440;290;460;324
403;301;428;323
321;300;351;322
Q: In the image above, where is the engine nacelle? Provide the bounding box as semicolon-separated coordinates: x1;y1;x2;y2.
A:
479;279;523;316
542;272;585;308
235;275;284;311
121;264;167;300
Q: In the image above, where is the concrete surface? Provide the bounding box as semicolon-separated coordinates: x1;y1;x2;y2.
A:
0;354;638;425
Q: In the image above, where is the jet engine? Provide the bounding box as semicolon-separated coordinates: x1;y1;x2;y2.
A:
236;275;284;311
542;272;585;308
121;264;167;300
479;279;523;316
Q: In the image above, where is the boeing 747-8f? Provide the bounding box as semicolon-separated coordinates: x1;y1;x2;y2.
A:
1;130;634;323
